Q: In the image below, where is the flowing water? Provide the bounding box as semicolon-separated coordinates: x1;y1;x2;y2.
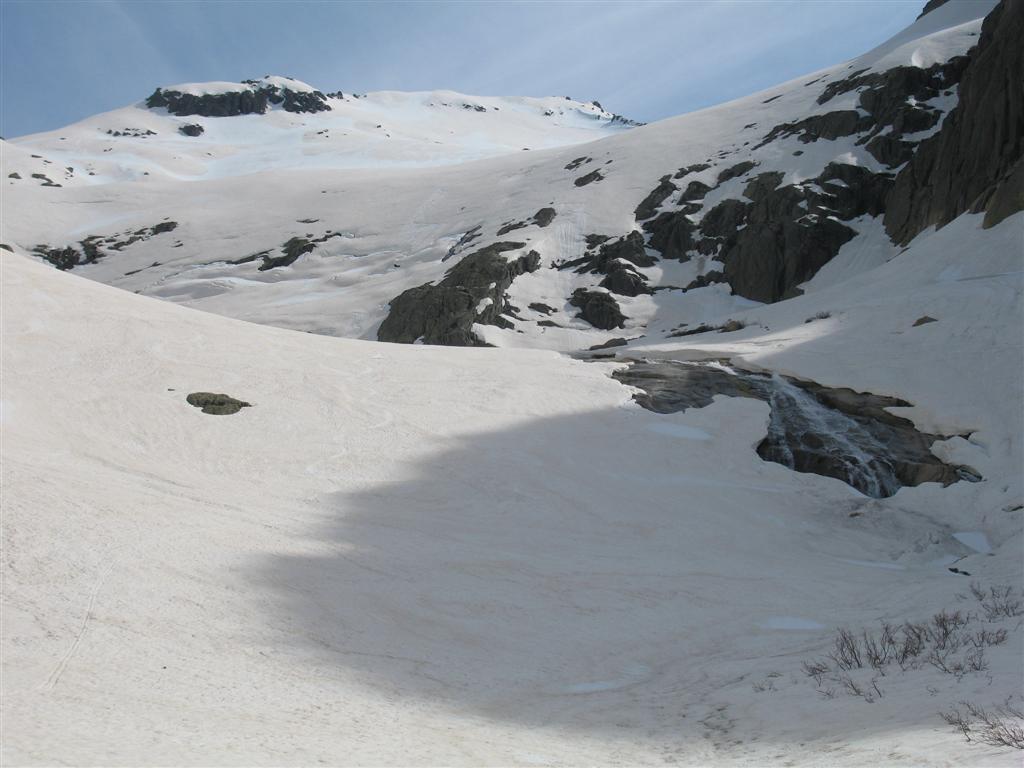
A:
613;360;979;498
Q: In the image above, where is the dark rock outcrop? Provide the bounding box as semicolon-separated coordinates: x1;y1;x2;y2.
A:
701;199;752;238
680;180;712;202
147;79;331;117
574;169;604;187
674;162;711;179
743;172;784;201
885;0;1024;243
186;392;251;415
589;337;628;350
634;175;677;221
260;237;315;270
570;289;626;329
179;123;204;137
759;110;872;147
643;211;696;261
717;161;758;184
919;0;952;17
600;263;650;296
377;243;539;346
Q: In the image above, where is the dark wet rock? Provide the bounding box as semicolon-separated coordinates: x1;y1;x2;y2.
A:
589;337;628;350
186;392;251;415
532;207;557;227
179;123;204;137
613;360;977;498
584;233;611;249
680;180;712;202
673;162;711;179
913;315;938;326
528;302;556;315
600;264;650;296
762;94;782;104
7;172;20;179
565;156;591;171
574;169;604;187
0;244;12;252
885;0;1024;243
377;243;539;346
643;211;696;261
570;289;626;330
700;199;751;238
743;172;785;201
634;175;678;221
537;319;561;328
717;161;758;184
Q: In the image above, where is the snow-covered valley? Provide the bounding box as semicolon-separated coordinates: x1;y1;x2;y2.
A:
2;0;1022;765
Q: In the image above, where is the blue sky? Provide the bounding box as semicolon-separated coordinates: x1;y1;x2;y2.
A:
1;0;925;138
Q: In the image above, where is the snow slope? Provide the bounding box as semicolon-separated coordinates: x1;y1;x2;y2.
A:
0;2;1003;352
2;1;1022;764
3;232;1021;765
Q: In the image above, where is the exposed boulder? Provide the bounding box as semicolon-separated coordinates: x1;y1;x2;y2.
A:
570;289;626;330
186;392;251;415
532;207;557;227
179;123;204;137
377;243;539;346
885;0;1024;243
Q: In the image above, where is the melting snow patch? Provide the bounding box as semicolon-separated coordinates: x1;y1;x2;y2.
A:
953;531;992;554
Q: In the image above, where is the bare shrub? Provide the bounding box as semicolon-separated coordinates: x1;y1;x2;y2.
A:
941;699;1024;750
829;628;863;670
802;660;829;685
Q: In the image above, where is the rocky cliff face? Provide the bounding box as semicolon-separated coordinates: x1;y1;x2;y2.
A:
885;0;1023;244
